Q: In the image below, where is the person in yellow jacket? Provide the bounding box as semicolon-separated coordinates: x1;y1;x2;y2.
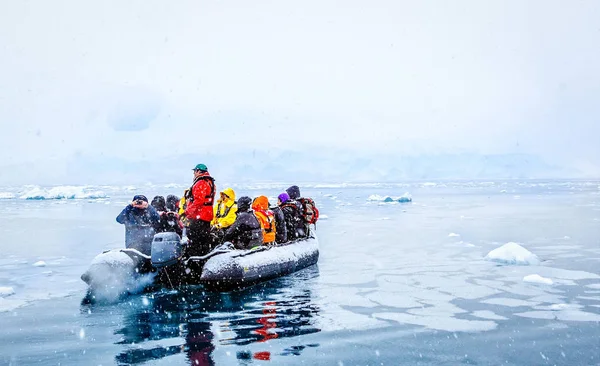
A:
212;187;238;230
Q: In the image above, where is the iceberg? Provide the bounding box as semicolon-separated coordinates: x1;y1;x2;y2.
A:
367;193;412;203
523;274;553;285
484;242;540;265
19;186;108;200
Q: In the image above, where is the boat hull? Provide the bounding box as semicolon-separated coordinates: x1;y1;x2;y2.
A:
82;236;319;293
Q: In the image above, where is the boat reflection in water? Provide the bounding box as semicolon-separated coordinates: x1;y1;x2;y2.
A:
105;266;320;365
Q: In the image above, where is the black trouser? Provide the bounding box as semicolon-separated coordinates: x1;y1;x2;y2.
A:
187;219;212;256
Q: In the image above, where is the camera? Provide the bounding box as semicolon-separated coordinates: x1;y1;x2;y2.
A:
135;199;144;205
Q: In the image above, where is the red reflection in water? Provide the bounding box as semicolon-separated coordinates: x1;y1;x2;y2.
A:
253;301;278;361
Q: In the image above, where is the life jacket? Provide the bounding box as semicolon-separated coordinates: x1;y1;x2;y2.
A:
298;197;319;225
254;209;276;244
215;201;235;219
187;176;216;207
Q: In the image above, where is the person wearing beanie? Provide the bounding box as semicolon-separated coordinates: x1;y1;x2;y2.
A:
271;194;288;243
278;192;305;240
116;194;160;254
223;196;263;249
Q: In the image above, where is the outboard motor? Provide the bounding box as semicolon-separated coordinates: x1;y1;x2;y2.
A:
151;232;182;268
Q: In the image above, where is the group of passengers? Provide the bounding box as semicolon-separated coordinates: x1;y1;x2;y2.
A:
116;163;319;257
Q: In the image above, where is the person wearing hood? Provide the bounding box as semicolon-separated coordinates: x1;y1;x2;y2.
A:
166;195;180;213
252;195;276;245
278;192;305;240
116;195;160;255
212;188;237;230
184;164;216;256
223;196;263;250
271;194;288;244
151;195;183;236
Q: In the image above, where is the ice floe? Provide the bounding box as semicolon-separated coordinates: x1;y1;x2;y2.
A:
471;310;508;320
523;274;553;285
484;242;540;265
0;192;15;199
33;261;46;267
448;233;460;238
481;298;538;308
374;312;497;332
515;310;600;322
586;284;600;289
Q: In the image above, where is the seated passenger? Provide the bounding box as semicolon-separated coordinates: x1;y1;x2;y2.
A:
271;195;288;244
211;188;238;245
223;196;263;250
252;195;276;245
278;192;305;240
166;194;180;212
286;185;319;237
151;195;184;236
212;188;237;229
116;195;160;255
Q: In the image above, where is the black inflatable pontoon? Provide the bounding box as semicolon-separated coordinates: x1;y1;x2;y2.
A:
81;232;319;292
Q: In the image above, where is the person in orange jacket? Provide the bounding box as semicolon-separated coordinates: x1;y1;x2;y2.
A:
252;196;276;245
183;164;216;256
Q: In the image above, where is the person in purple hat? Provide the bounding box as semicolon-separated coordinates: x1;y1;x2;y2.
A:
270;193;288;243
277;192;305;240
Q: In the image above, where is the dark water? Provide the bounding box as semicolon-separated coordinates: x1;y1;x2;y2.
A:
1;181;600;365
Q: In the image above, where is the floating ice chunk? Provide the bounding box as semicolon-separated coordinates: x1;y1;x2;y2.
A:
471;310;507;320
319;214;329;220
19;186;108;200
33;261;47;267
374;312;497;332
367;193;412;203
586;284;600;289
0;192;15;199
500;190;507;193
523;274;553;285
515;310;600;322
0;287;15;297
481;298;537;308
448;233;460;238
484;242;540;265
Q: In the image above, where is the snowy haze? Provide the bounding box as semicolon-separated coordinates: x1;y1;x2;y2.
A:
2;1;600;184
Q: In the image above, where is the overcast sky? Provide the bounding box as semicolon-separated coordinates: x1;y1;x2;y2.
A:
1;0;600;183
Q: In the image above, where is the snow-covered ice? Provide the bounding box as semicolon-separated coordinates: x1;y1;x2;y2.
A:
33;261;47;267
0;287;15;297
484;242;540;265
19;186;108;200
448;233;460;238
367;193;412;203
523;274;553;285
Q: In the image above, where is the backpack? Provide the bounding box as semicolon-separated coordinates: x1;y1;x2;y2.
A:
298;197;319;225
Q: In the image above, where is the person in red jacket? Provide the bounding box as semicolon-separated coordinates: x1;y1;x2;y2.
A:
184;163;216;256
